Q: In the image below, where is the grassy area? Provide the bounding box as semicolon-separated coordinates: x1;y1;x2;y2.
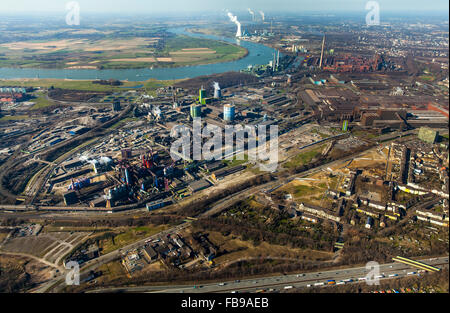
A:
311;129;331;139
109;117;139;129
223;153;249;167
30;95;55;109
100;225;169;255
42;226;112;233
352;130;378;139
288;183;324;199
419;75;435;81
283;145;324;169
0;115;29;121
0;78;177;93
0;232;8;243
97;260;127;280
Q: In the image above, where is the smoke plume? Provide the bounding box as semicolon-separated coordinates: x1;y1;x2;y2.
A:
227;12;242;37
248;8;255;21
259;11;265;21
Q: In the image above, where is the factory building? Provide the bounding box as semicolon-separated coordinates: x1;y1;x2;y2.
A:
223;104;235;121
63;191;78;206
190;104;202;118
214;88;222;99
113;100;121;112
199;87;206;105
68;126;89;136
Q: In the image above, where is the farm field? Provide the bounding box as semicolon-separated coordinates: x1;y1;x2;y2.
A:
0;34;247;69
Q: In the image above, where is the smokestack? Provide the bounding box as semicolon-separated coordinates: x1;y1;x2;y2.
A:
277;50;280;68
319;34;326;69
259;11;265;21
227;12;242;37
213;82;221;99
248;8;255;21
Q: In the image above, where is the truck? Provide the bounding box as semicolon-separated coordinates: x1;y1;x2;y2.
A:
284;286;293;289
314;282;324;286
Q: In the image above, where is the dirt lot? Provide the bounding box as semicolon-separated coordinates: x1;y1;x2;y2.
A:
0;254;54;292
0;230;91;267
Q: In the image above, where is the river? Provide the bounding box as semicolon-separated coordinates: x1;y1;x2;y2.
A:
0;28;276;82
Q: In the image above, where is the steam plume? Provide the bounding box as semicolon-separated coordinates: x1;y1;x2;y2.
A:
259;11;265;21
227;12;242;37
248;8;255;21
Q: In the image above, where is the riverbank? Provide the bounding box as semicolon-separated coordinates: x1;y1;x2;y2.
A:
0;27;274;81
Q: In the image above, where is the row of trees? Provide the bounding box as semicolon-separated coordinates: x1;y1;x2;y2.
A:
193;201;337;251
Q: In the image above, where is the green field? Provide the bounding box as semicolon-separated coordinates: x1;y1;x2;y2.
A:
283;145;325;169
100;225;169;254
223;153;249;167
0;78;176;93
30;94;55;109
109;117;139;129
0;115;29;121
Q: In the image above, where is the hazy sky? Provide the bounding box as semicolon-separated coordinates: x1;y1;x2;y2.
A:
0;0;448;14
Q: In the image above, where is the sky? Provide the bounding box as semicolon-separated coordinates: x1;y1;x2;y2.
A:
0;0;448;14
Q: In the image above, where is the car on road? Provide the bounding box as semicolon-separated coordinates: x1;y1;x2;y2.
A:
219;283;226;286
296;274;305;277
389;274;398;277
407;272;416;275
284;286;293;289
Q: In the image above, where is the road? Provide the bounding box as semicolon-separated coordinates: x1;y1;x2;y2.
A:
87;256;449;293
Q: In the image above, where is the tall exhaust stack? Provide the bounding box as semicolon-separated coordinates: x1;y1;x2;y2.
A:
213;82;222;99
319;34;326;69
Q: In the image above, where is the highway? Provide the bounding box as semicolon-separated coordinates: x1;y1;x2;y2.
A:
87;256;448;293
